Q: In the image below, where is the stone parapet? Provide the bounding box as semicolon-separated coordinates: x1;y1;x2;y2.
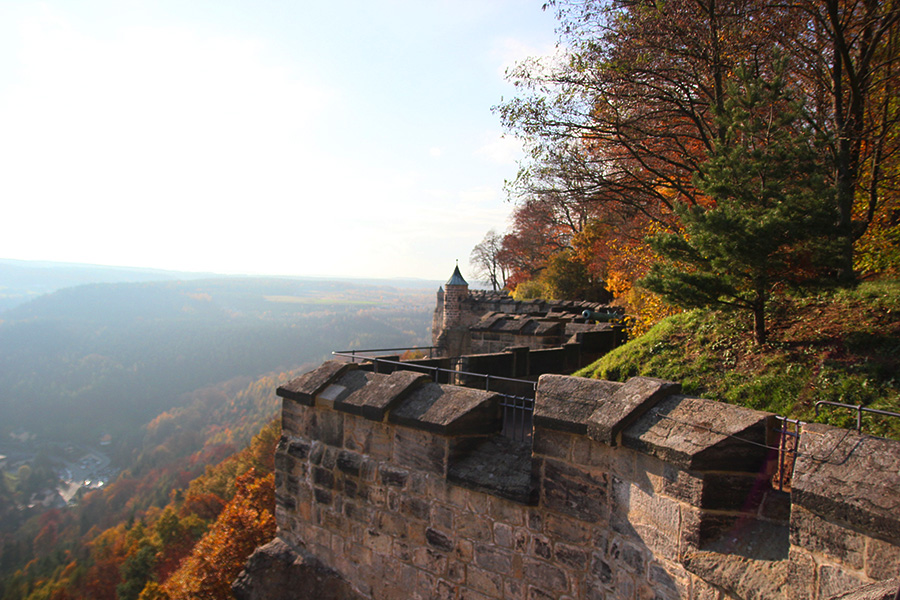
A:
258;362;900;600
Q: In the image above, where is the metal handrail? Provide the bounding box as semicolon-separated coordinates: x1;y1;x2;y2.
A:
331;351;538;396
814;401;900;433
333;346;437;354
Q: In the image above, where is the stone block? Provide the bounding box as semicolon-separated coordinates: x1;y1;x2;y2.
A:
426;527;455;553
555;542;590;571
544;513;593;545
572;436;614;469
818;564;868;600
277;361;357;405
448;436;537;505
533;427;574;460
400;496;431;522
335;450;362;477
342;415;393;460
792;423;900;545
611;477;680;540
522;557;568;593
534;375;624;434
474;543;514;574
414;547;449;576
393;427;447;475
313;409;344;448
457;515;493;543
467;566;504;598
635;452;702;505
490;496;526;526
681;549;789;600
312;466;335;489
379;464;409;488
787;546;817;600
791;505;865;570
389;382;501;435
608;537;647;575
622;395;770;472
587;376;681;446
865;536;900;580
542;458;608;523
828;578;900;600
334;369;429;421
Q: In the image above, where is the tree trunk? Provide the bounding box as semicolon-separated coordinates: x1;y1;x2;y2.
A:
753;282;767;345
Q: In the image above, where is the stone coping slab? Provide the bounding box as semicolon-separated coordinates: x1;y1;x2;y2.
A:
316;369;375;406
792;423;900;545
276;361;357;405
622;395;771;472
332;369;429;421
587;376;681;446
388;382;500;435
533;374;624;434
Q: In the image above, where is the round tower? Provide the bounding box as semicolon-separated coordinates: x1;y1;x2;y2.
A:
442;264;469;331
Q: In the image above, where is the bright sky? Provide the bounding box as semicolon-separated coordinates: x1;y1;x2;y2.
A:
0;1;558;281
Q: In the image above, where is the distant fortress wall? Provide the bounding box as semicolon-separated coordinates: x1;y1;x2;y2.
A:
237;361;900;600
431;267;622;359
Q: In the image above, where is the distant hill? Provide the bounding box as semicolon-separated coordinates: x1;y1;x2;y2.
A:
0;276;434;449
0;259;219;313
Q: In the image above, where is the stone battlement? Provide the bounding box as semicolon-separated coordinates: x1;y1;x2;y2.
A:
235;361;900;600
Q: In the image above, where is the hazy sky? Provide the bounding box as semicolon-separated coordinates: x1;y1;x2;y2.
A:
0;1;559;281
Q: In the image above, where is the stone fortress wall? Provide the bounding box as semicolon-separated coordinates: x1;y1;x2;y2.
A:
245;360;900;600
431;267;620;359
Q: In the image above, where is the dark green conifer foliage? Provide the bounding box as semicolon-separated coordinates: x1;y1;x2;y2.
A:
641;64;839;344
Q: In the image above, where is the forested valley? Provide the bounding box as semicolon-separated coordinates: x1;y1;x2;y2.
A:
0;267;434;599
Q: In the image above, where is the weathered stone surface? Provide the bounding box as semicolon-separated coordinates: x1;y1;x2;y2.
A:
828;577;900;600
317;369;375;408
232;537;360;600
681;549;789;600
622;395;770;472
447;436;537;505
277;361;358;405
334;369;429;421
586;376;681;446
790;505;865;570
269;365;900;600
389;382;500;435
393;427;448;475
792;423;900;545
542;459;608;523
534;375;623;434
311;409;344;448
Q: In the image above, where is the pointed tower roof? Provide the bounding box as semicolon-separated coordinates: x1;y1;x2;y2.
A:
446;264;468;287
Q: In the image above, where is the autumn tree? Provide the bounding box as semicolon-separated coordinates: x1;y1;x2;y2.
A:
162;470;275;600
499;0;898;321
498;197;574;288
642;66;838;344
501;0;793;227
784;0;900;278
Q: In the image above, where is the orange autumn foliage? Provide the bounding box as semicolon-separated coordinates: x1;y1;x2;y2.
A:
161;469;275;600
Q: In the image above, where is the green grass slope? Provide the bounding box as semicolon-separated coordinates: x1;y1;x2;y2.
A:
576;280;900;439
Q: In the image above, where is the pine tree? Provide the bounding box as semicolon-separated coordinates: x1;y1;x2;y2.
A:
641;63;839;344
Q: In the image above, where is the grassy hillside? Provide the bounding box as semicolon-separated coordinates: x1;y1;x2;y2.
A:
577;279;900;439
